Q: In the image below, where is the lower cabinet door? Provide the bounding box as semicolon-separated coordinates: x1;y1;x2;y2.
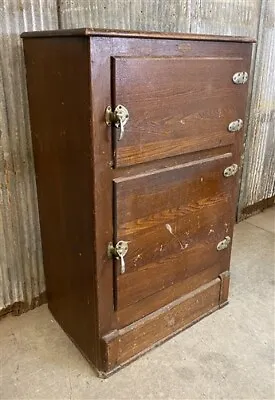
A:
113;152;236;326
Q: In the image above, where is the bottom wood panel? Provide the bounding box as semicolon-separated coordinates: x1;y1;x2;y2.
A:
117;262;226;328
101;277;221;374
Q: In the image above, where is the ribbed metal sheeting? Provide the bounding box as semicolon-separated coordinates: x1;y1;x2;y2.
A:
0;0;58;314
59;0;192;31
239;0;275;214
1;0;274;315
190;0;261;37
59;0;261;36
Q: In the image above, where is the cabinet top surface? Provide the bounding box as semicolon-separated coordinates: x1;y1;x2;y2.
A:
21;28;256;43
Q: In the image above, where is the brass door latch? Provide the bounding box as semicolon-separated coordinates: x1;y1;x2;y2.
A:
105;105;129;141
108;240;129;274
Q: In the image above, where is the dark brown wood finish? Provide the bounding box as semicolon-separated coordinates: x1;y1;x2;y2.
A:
22;30;253;376
102;278;221;373
89;38;114;345
117;263;223;327
23;37;101;368
21;27;256;42
219;270;231;307
113;56;248;166
114;154;235;312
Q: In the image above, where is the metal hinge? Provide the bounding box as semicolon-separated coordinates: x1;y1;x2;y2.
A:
232;72;248;84
223;164;238;177
217;236;231;251
228;119;243;132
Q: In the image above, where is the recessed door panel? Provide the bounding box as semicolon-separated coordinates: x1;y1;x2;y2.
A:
112;56;249;167
113;153;236;314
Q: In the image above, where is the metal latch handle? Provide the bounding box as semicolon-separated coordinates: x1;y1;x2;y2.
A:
108;240;129;274
105;105;129;141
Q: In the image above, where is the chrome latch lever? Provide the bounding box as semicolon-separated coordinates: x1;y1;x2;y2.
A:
105;104;129;141
107;240;129;274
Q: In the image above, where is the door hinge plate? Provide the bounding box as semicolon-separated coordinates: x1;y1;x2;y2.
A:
217;236;231;251
223;164;238;177
232;72;248;84
228;119;243;132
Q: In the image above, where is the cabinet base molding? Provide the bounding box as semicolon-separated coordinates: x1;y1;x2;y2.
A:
101;277;226;376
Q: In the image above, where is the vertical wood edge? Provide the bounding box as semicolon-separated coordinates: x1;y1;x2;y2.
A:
86;36;102;371
219;270;230;307
89;36;116;341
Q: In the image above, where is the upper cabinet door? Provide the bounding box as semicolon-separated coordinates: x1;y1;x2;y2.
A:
112;56;249;167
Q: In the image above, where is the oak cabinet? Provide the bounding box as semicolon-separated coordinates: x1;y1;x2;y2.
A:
22;28;254;377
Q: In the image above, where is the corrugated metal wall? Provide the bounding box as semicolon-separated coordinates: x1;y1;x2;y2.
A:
238;0;275;218
0;0;274;315
59;0;192;31
190;0;261;37
0;0;58;315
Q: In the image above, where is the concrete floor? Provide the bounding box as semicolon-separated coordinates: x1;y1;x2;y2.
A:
1;208;274;400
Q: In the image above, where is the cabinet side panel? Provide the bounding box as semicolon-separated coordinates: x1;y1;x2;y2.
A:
23;37;99;367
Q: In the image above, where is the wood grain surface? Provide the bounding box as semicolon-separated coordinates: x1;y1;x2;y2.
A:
102;277;221;372
113;56;249;166
117;263;225;327
114;154;235;313
23;37;101;367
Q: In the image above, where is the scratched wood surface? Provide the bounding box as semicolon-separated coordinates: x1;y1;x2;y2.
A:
116;263;224;327
89;34;251;334
114;154;235;311
102;278;221;371
113;55;249;167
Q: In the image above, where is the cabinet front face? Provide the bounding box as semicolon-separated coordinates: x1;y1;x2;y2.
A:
90;37;251;332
